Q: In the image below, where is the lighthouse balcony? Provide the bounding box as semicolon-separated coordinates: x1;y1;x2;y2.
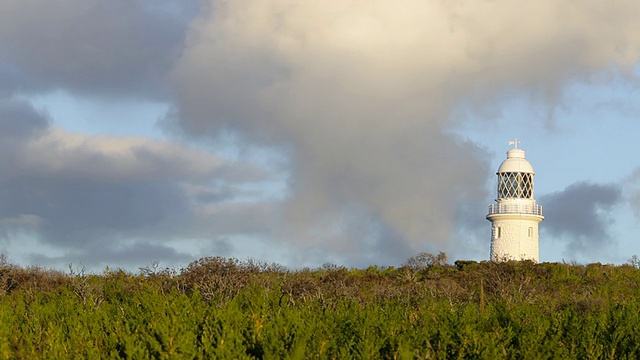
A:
488;203;543;216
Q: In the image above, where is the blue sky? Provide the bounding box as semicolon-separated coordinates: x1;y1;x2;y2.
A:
1;1;639;271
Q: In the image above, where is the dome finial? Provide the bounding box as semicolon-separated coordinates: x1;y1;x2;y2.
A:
508;138;521;148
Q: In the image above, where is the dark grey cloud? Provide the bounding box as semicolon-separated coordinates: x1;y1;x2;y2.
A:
0;98;51;173
0;0;199;99
28;241;194;271
540;182;622;256
0;62;24;96
0;177;189;243
0;98;49;138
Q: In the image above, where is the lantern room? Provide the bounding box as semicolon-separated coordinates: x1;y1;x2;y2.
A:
496;147;535;199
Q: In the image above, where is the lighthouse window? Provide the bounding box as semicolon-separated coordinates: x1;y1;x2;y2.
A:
528;227;533;237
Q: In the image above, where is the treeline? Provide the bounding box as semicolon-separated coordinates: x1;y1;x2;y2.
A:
1;254;640;358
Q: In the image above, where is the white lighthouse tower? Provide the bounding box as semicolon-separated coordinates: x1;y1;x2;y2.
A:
487;140;544;262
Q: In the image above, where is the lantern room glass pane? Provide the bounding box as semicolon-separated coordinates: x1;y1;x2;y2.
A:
497;172;533;199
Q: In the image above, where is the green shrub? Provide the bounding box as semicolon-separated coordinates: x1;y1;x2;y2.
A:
0;255;639;358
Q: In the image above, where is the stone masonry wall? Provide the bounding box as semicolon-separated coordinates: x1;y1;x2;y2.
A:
490;218;540;262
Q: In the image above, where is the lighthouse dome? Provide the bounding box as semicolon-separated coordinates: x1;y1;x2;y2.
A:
497;148;534;174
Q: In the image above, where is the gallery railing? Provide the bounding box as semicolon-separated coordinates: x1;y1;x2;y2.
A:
487;203;543;216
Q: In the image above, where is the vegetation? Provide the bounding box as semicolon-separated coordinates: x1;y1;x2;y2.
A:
1;253;640;358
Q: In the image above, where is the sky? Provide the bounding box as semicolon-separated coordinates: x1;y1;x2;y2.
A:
1;0;640;272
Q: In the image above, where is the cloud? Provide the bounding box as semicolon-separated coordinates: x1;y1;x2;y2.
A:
27;241;194;271
0;98;49;138
0;97;277;270
626;169;640;220
18;128;225;181
0;0;199;98
165;0;640;264
540;182;622;257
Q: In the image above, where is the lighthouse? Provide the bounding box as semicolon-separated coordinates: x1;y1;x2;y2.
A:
487;140;544;262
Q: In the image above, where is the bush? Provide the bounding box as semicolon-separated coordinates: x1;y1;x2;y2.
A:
0;254;640;358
